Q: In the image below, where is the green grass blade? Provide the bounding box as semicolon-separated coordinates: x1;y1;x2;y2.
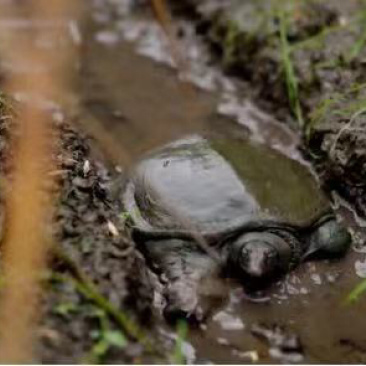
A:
345;279;366;304
279;8;304;127
171;320;188;364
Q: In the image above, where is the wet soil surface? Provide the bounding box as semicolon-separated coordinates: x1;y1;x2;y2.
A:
0;0;366;363
0;109;160;363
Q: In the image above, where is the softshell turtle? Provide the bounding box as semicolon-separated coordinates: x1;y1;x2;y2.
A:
123;135;351;319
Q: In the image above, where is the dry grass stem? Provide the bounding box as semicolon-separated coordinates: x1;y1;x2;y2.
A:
0;1;80;362
151;0;188;74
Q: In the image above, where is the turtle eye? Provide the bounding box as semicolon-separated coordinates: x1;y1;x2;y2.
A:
239;246;250;267
264;248;278;267
266;248;276;259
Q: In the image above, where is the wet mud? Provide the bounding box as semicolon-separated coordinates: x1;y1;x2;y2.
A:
0;0;366;363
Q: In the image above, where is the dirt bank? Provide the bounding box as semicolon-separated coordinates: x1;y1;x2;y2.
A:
0;101;169;362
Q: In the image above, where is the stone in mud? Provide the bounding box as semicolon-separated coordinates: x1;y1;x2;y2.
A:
123;134;351;321
251;324;303;363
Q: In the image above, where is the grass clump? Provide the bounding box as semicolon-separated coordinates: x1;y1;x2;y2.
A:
278;8;304;127
345;279;366;304
50;247;147;347
306;83;366;139
170;320;188;364
83;308;128;364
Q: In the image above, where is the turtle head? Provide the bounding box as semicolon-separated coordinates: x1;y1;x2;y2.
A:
239;241;279;279
227;232;292;286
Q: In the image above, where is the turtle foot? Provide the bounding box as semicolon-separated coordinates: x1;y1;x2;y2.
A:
163;280;203;324
304;219;351;260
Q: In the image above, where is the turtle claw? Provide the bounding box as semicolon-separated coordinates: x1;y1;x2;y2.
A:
163;280;203;324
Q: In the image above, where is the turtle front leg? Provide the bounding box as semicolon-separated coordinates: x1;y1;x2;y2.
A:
141;239;220;322
303;219;351;260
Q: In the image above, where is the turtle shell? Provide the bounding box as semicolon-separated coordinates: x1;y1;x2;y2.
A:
123;135;331;239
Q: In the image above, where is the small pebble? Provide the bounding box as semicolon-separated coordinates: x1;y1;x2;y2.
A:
232;349;259;363
95;30;119;45
355;258;366;278
311;273;322;285
83;160;91;176
217;337;229;346
213;311;245;331
107;220;119;237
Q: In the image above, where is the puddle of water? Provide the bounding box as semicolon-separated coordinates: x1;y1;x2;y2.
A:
95;2;366;363
1;0;366;363
87;0;303;163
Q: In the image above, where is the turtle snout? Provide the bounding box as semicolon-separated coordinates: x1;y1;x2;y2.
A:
239;242;279;280
227;232;293;286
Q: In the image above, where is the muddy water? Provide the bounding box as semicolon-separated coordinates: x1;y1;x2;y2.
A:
77;19;217;166
83;2;366;363
1;0;366;363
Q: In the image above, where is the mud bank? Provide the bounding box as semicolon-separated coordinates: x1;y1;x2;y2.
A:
0;102;168;362
168;0;366;219
43;122;156;363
